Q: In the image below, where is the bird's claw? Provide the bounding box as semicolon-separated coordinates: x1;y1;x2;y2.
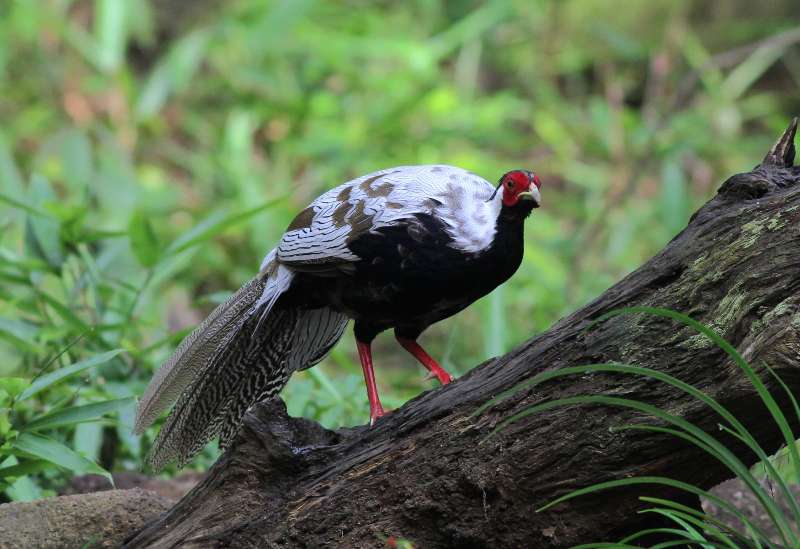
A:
369;407;389;427
424;371;455;385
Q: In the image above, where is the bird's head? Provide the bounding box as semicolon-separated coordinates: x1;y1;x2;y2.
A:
492;169;542;211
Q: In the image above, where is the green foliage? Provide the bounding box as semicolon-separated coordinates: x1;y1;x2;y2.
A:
0;346;128;498
0;0;798;497
477;307;800;547
128;210;161;268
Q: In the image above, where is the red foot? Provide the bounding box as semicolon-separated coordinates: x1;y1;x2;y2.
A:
369;406;387;427
396;336;454;385
356;339;387;427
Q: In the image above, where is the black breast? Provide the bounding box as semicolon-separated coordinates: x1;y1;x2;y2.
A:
284;212;526;340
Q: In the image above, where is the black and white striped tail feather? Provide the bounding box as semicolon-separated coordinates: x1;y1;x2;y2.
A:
137;260;349;470
216;306;347;449
148;306;296;469
133;275;269;436
147;304;347;470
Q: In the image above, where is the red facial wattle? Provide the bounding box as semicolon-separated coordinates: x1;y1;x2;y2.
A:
501;170;541;207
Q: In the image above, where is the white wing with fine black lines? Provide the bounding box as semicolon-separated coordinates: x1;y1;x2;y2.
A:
274;164;502;268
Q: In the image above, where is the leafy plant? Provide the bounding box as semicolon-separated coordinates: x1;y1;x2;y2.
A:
0;347;131;499
476;307;800;547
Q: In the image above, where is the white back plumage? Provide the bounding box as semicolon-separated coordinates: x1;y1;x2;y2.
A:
276;165;502;268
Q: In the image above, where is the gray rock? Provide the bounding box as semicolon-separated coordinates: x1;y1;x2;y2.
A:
60;471;202;502
0;488;172;548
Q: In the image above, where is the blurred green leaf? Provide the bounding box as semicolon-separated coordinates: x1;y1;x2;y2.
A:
35;291;95;337
136;29;211;118
128;210;161;267
0;193;47;217
24;397;135;431
1;456;43;502
483;285;505;359
19;349;123;401
103;381;140;457
94;0;127;73
308;366;343;403
166;198;286;256
0;460;51;481
723;40;791;101
12;432;111;482
24;175;62;267
74;422;103;462
659;159;689;235
4;476;42;501
34;129;94;191
0;377;31;399
0;137;24;197
0;317;39;353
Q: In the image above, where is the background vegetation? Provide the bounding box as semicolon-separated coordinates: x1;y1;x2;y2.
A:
1;0;799;500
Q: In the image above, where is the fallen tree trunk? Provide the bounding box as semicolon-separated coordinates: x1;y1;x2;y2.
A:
127;120;800;548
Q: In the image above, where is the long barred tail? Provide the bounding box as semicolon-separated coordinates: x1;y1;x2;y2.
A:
134;258;347;471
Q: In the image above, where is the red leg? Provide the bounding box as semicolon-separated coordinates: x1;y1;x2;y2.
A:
396;336;454;385
356;339;385;426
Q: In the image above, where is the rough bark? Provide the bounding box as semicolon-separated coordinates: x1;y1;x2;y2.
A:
126;120;800;548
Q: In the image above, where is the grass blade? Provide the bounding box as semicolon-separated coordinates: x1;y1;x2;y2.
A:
0;460;52;480
20;349;123;400
128;210;161;268
94;0;126;73
475;362;800;529
505;397;792;544
538;475;774;543
165;197;286;256
638;497;753;549
24;397;135;431
594;307;800;518
12;432;111;483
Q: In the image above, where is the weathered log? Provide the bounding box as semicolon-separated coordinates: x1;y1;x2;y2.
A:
126;120;800;548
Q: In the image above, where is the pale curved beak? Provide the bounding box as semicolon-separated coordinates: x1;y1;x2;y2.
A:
518;185;541;208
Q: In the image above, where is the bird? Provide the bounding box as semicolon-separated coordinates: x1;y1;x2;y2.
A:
133;165;542;470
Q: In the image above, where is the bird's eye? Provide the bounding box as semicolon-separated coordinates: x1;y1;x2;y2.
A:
506;179;515;189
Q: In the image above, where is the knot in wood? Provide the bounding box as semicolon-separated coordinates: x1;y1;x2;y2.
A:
717;173;774;200
238;398;341;472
